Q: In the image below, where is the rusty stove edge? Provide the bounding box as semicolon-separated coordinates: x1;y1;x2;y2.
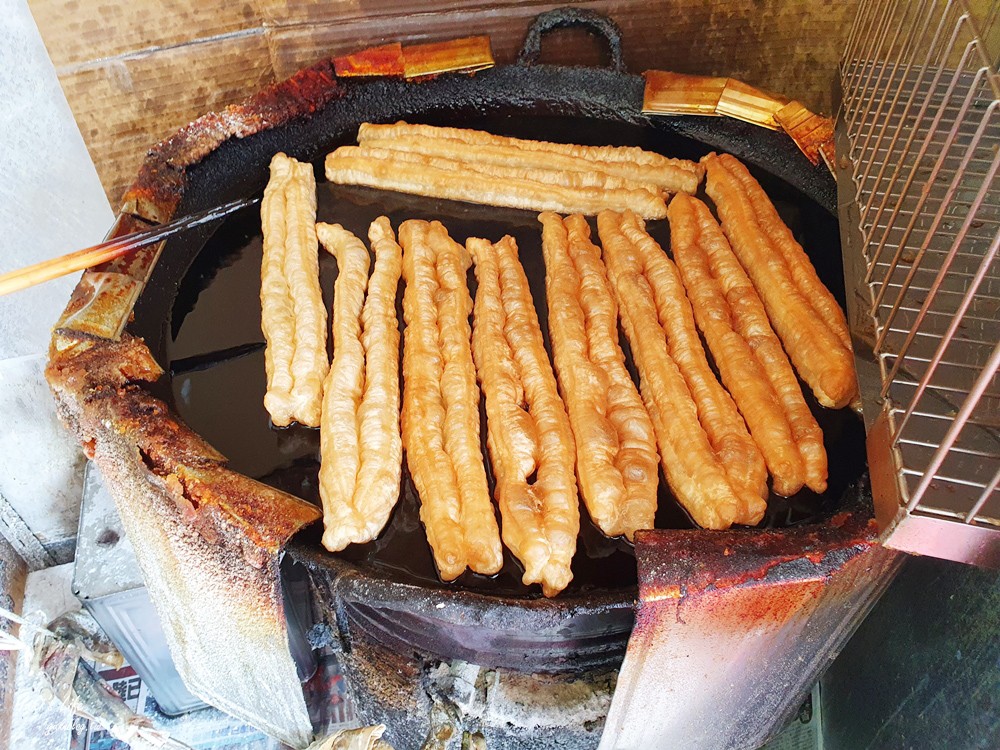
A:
601;516;902;750
42;57;356;747
633;510;880;604
47;56;343;559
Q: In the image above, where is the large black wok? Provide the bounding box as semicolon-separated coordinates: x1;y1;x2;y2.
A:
126;9;861;675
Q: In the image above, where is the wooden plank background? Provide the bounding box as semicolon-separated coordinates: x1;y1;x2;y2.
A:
29;0;860;206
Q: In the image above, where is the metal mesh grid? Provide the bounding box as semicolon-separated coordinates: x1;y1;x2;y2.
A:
839;0;1000;545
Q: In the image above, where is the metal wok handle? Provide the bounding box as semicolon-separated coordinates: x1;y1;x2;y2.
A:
517;7;626;73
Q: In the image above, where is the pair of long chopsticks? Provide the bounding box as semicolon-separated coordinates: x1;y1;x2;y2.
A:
0;197;258;297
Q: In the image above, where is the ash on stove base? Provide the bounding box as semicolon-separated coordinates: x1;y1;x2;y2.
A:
338;625;616;750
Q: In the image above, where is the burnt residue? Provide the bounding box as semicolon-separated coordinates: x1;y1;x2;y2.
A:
517;8;627;72
121;160;187;226
91;213;159;281
635;499;879;604
120;58;346;226
45;331;321;558
303;519;635;672
331;607;620;749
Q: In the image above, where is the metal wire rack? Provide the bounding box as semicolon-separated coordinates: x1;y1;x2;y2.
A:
837;0;1000;566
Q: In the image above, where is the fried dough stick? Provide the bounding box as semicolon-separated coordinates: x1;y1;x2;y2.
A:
597;211;743;530
325;149;668;219
260;153;327;427
315;220;404;552
614;210;767;521
675;197;829;493
721;154;852;351
358;121;703;194
358;136;690;196
399;220;503;580
337;145;660;196
702;153;857;409
359;121;693;168
470;234;579;597
538;212;658;539
670;195;816;496
316;224;370;549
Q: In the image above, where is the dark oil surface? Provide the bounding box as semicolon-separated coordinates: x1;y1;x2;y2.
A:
162;114;866;598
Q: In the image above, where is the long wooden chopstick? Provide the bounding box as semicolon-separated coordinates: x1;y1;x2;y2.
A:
0;197;257;297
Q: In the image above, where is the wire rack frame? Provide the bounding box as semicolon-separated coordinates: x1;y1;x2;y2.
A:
837;0;1000;566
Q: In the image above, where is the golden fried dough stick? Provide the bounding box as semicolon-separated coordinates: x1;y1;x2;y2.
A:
360;135;691;196
399;220;503;580
538;212;658;539
687;198;828;494
325;148;668;219
616;210;767;522
470;234;579;597
358;121;703;193
428;223;506;577
399;221;466;578
315;220;404;552
260;152;327;427
718;153;852;351
702;153;857;409
315;223;369;550
338;145;660;196
669;195;809;497
597;210;743;530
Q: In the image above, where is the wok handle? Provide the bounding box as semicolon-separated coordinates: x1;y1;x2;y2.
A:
517;8;626;73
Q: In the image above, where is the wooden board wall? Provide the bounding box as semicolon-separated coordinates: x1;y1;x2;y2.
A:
29;0;860;206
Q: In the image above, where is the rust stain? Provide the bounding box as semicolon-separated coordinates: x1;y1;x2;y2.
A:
120;57;344;224
334;43;405;78
46;333;320;560
120;160;185;225
49;49;348;577
775;100;835;166
52;273;143;341
402;36;494;79
642;70;727;116
643;584;684;603
634;513;877;606
715;78;787;130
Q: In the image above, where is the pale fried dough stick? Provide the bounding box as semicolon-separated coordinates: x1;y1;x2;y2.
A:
538;212;658;539
316;224;369;550
669;195;808;497
260;153;326;427
360;135;691;196
470;234;579;597
337;145;660;196
616;210;767;523
315;220;404;552
325;149;668;219
597;211;742;530
718;153;852;351
399;220;503;580
353;219;404;537
688;198;828;493
702;153;857;409
358;121;702;193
